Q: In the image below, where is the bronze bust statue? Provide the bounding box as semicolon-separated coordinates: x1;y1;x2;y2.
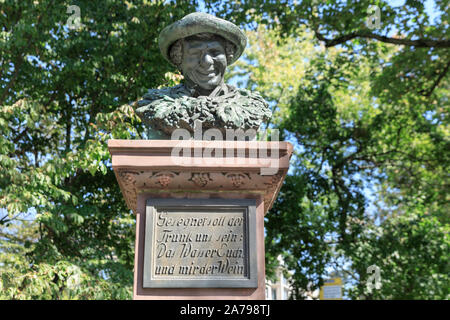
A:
135;12;271;139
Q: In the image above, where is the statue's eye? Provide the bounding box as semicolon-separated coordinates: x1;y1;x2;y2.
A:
188;49;202;56
208;49;223;57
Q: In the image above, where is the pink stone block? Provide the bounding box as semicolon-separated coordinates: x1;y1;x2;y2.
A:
108;139;293;300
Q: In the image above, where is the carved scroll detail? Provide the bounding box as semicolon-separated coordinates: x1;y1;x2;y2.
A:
118;170;139;213
263;172;283;213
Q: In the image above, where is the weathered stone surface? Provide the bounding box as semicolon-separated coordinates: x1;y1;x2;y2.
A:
143;199;257;288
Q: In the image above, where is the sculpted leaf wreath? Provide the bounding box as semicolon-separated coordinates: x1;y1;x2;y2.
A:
136;84;272;136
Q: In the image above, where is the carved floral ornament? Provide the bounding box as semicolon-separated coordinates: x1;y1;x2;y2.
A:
117;169;280;191
151;171;178;188
115;168;286;214
188;172;213;187
225;172;250;188
118;170;139;185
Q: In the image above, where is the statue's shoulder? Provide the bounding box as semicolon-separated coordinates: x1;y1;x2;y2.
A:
227;85;267;104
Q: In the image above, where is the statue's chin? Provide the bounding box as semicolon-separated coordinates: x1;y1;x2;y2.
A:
185;71;223;91
199;80;220;90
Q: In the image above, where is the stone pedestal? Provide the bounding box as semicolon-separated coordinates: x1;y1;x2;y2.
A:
108;139;292;300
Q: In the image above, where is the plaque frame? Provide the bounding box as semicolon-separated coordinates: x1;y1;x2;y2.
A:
143;198;258;288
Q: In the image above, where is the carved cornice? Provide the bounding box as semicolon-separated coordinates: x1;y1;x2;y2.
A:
109;140;293;215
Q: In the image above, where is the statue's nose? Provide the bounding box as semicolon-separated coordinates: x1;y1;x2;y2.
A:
200;52;214;67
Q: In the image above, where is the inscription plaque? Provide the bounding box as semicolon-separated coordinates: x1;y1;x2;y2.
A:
143;199;257;288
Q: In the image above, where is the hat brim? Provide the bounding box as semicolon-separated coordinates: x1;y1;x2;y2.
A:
159;12;247;66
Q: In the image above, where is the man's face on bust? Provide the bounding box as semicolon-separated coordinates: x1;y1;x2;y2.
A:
180;38;227;91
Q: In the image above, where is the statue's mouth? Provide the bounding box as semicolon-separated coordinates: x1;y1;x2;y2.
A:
197;70;217;77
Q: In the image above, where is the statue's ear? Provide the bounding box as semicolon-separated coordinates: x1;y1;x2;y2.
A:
169;39;183;67
225;41;236;64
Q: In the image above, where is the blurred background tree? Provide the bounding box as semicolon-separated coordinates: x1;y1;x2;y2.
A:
0;0;196;299
1;0;448;299
212;0;449;299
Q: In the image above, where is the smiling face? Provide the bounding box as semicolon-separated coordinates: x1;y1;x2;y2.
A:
180;37;228;92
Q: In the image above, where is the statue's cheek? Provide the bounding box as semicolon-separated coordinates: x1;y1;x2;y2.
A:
214;55;227;69
180;59;197;73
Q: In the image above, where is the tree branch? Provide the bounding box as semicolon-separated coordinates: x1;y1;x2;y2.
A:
421;59;450;97
314;30;450;48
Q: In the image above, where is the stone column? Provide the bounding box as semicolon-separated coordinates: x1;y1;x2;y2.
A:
108;139;292;300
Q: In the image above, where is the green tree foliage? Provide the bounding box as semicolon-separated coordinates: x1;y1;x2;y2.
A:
0;0;196;299
1;0;448;300
211;1;449;299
